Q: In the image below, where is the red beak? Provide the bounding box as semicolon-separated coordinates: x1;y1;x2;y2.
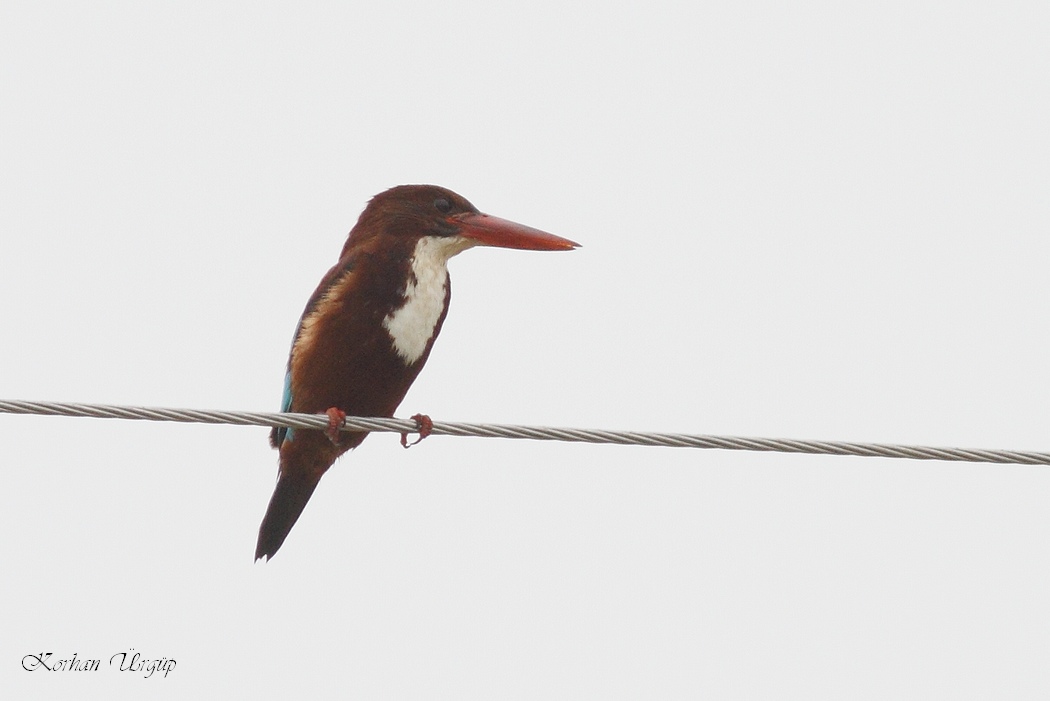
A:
450;212;579;251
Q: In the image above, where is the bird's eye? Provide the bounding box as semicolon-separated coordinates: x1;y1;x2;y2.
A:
433;198;452;213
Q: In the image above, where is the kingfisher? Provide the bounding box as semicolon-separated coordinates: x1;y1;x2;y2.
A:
256;184;579;560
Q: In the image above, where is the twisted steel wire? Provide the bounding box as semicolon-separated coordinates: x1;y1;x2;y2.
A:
1;399;1048;466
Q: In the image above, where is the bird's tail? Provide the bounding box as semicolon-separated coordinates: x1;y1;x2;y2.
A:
255;468;323;561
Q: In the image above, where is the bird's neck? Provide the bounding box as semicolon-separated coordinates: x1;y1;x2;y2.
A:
382;235;475;365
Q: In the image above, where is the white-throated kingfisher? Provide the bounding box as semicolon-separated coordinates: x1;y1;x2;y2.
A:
256;185;578;560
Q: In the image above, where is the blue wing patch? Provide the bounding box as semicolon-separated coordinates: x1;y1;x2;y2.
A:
274;370;294;445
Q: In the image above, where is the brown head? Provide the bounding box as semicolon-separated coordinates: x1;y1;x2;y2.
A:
341;184;579;257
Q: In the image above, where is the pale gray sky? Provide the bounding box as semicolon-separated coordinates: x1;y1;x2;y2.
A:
3;2;1049;698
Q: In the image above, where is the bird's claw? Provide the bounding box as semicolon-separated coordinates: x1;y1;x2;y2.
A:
401;413;433;449
325;407;347;445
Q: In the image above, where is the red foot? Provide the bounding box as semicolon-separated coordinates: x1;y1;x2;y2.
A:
401;413;433;449
325;407;347;445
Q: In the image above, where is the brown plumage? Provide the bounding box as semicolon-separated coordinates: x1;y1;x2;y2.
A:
255;185;578;560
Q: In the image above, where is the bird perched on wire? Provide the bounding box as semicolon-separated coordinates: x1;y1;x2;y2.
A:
256;184;579;560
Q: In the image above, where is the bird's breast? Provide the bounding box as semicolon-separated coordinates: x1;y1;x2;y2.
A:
382;235;474;365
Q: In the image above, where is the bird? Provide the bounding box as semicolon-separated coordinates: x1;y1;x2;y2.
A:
255;184;579;560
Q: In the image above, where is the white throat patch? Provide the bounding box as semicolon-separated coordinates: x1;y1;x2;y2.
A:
383;235;476;364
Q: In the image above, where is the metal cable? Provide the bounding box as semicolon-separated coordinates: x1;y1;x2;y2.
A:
1;398;1048;466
